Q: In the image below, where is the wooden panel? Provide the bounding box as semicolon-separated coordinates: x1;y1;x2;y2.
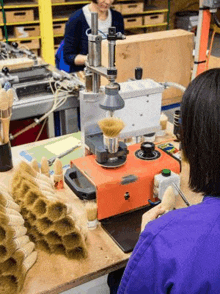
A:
101;29;194;106
0;57;35;71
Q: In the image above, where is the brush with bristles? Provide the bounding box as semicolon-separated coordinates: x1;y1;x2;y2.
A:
18;161;53;186
36;238;51;254
16;251;38;293
85;200;98;229
0;274;19;294
23;189;41;209
0;225;27;244
47;201;72;221
66;245;88;260
50;243;66;255
27;225;42;241
53;158;64;189
26;212;37;226
62;230;83;249
0;212;24;226
98;117;125;138
32;197;49;217
30;158;40;173
14;170;55;195
44;230;62;245
0;235;30;263
0;192;20;212
41;157;50;177
53;215;76;236
35;217;54;235
12;179;35;204
0;88;10;144
0;241;35;275
0;204;22;217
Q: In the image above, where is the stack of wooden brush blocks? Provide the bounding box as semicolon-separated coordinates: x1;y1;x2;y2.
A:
0;183;37;294
11;160;88;261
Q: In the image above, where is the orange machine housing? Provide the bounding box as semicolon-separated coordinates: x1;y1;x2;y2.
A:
71;144;180;220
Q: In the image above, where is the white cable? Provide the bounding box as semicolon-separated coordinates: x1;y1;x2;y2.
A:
161;82;186;93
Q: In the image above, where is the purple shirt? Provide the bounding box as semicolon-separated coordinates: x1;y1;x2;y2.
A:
118;196;220;294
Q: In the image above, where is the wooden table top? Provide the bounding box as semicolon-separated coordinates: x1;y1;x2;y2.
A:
1;127;203;294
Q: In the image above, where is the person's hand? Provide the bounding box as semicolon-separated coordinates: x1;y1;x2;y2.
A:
141;186;176;232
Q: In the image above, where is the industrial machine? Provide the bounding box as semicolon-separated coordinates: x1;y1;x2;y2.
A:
65;13;181;252
0;41;84;138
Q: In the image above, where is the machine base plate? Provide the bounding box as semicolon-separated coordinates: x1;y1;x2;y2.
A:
101;205;152;253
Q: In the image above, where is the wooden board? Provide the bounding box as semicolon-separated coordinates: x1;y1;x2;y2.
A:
101;29;194;106
0;57;35;71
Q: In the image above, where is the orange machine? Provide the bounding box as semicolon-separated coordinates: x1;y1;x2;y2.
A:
65;142;180;220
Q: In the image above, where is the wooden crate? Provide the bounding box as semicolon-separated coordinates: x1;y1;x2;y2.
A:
121;2;144;14
144;13;164;25
111;4;122;13
17;38;40;50
6;10;34;23
0;14;3;24
51;0;65;3
102;29;194;105
53;23;65;35
0;28;3;40
14;25;40;38
124;16;142;29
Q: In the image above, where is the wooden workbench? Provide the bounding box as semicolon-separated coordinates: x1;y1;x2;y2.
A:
0;127;203;294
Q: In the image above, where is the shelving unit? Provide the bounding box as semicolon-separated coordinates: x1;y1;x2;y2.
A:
0;0;169;64
0;1;41;56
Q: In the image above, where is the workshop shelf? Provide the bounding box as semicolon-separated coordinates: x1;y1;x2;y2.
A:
52;1;89;7
125;22;168;30
0;20;40;26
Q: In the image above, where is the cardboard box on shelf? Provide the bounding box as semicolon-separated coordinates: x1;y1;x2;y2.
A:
51;0;65;3
17;38;40;50
0;28;3;40
102;29;194;106
144;13;164;25
6;10;34;23
111;4;122;13
53;23;65;35
0;14;3;24
14;25;40;38
124;16;142;29
31;49;39;56
121;2;144;14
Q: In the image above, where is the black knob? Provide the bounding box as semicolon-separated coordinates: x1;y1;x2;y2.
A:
11;42;18;49
141;142;155;158
2;67;9;76
135;67;143;80
124;192;130;200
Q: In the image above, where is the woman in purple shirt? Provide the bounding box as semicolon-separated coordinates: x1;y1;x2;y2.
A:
118;68;220;294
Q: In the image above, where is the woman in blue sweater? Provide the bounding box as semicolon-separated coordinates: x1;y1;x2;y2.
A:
63;0;124;73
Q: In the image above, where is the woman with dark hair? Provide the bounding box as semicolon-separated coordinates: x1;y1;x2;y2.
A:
62;0;124;73
117;68;220;294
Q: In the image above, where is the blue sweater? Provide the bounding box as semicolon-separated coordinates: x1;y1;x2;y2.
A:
63;8;124;72
118;196;220;294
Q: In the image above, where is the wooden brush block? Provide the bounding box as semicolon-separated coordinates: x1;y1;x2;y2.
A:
101;29;194;106
0;58;34;71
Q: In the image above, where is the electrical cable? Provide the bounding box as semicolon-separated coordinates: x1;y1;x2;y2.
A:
10;78;78;140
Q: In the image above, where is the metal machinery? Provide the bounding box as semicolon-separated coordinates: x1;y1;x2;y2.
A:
192;0;220;79
65;13;181;253
0;41;84;137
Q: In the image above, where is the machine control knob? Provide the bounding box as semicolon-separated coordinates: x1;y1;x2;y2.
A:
141;142;155;158
135;67;143;80
124;192;130;200
11;42;18;49
2;67;9;76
